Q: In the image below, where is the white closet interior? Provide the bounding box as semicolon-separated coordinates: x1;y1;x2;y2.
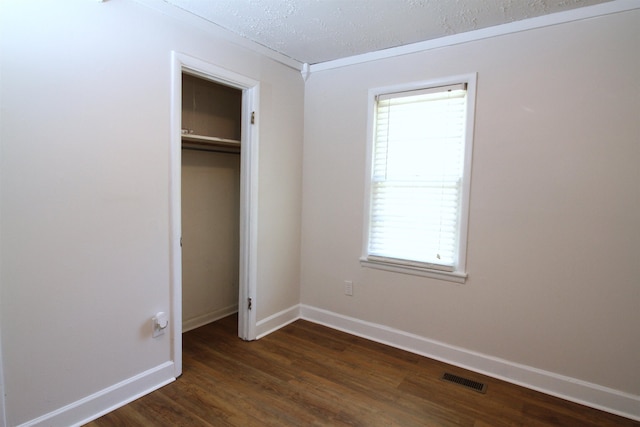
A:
181;73;242;332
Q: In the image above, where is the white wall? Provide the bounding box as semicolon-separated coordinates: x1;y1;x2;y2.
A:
301;6;640;404
255;58;305;323
0;0;303;425
182;150;240;331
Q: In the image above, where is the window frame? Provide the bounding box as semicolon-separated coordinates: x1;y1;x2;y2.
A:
360;73;477;284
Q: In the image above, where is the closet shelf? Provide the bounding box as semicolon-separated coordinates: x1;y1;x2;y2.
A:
182;134;240;146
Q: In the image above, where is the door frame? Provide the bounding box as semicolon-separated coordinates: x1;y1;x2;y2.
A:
170;51;259;377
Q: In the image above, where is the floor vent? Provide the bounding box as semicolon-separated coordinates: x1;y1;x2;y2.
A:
441;372;487;394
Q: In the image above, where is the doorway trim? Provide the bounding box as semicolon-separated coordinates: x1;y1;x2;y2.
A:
170;51;259;377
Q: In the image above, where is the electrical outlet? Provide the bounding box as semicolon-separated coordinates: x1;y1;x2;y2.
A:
344;280;353;296
152;312;169;338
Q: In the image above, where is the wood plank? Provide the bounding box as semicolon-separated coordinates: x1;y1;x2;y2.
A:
85;315;640;427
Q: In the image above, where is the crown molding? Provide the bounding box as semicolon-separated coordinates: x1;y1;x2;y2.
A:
133;0;304;71
133;0;638;80
309;0;640;73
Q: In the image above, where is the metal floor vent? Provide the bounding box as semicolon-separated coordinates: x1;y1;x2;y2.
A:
441;372;487;394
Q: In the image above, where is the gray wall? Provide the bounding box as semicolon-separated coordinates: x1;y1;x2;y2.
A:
301;8;640;398
0;0;304;424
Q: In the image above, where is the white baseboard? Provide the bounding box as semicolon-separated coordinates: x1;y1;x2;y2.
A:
18;362;175;427
256;304;301;339
23;304;637;426
300;304;640;422
183;305;238;333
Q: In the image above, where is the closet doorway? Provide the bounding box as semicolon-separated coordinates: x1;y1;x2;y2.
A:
170;52;259;378
181;74;242;333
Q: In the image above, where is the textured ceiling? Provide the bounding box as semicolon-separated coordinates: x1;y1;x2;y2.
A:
164;0;613;64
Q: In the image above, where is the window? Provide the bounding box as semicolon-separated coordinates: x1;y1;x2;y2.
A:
361;75;476;283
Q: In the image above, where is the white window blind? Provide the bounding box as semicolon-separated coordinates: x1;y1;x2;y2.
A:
368;83;468;271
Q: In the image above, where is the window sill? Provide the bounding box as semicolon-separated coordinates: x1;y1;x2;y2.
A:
360;257;467;284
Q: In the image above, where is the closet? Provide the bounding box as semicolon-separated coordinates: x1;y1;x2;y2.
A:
181;73;242;332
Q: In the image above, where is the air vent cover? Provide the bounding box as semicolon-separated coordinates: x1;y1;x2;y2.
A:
441;372;487;393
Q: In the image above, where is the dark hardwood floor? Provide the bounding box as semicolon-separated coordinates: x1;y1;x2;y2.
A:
86;315;638;426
